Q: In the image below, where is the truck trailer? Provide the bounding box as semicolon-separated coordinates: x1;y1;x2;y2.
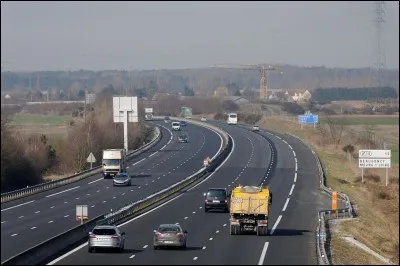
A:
102;149;126;178
229;185;272;236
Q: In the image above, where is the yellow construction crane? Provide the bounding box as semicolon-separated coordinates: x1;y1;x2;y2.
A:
213;64;283;100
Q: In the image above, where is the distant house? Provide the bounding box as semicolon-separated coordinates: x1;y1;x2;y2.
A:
285;89;312;102
152;92;170;101
223;96;250;105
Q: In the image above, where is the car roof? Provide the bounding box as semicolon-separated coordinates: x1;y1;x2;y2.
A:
158;224;181;228
93;225;118;230
207;188;226;191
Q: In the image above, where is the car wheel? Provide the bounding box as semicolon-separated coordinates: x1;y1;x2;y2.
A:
88;247;93;253
204;208;209;213
182;243;186;250
120;245;124;253
154;246;159;250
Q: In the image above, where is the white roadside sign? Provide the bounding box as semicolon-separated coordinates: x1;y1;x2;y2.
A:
358;158;391;168
359;149;391;159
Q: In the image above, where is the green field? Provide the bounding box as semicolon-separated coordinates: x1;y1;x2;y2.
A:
320;116;399;125
10;114;70;126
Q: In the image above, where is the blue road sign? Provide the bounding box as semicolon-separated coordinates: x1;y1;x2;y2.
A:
298;114;318;124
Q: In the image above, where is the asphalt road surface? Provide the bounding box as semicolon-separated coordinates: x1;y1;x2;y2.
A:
1;120;222;261
50;122;343;265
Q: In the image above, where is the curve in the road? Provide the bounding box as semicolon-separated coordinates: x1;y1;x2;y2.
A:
44;122;339;265
1;121;222;262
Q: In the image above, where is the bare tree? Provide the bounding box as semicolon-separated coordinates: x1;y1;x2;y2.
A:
324;115;347;149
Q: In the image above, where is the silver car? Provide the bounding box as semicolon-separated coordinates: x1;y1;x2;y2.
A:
113;173;132;186
153;224;188;250
88;225;125;253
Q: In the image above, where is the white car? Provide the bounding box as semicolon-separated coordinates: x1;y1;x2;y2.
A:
252;125;260;131
172;122;181;131
201;117;207;122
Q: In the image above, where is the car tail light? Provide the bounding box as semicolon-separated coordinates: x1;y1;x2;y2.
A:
155;232;162;237
224;200;228;203
111;235;119;238
204;199;207;202
89;234;96;238
176;233;183;237
259;220;267;224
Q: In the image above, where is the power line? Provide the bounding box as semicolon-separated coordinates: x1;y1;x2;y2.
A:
374;1;386;87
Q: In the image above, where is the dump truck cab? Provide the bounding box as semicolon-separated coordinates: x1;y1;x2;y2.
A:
229;185;272;236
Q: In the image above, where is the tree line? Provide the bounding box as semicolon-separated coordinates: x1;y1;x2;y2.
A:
0;94;150;193
312;87;398;104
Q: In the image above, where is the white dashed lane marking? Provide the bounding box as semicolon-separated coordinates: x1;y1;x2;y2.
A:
31;227;36;230
35;211;40;214
48;221;54;223
143;245;148;249
18;216;24;219
129;255;135;258
11;233;18;237
193;257;198;261
64;215;70;218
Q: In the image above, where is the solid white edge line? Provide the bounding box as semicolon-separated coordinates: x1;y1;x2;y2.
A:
46;186;80;198
282;198;290;212
47;131;234;265
270;215;282;235
258;242;270;265
160;145;167;150
1;200;35;212
289;184;295;196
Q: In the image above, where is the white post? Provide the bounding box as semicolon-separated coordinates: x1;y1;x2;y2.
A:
90;161;93;169
361;168;364;183
384;142;388;186
124;110;129;153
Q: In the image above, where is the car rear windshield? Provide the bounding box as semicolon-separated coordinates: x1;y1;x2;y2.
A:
207;189;226;197
172;122;180;126
92;228;116;235
115;174;128;179
159;226;180;233
229;114;237;118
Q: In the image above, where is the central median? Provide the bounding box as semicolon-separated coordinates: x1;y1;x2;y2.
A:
1;118;233;266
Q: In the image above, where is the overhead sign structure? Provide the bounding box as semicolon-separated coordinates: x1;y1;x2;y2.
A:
76;205;88;224
358;149;391;186
180;107;193;118
298;112;318;129
86;152;96;169
113;96;139;152
85;93;96;104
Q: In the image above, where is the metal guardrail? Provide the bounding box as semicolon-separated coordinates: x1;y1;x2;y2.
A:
1;120;232;266
284;132;355;265
1;126;162;204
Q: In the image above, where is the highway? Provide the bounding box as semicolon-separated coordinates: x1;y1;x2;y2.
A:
0;120;222;262
50;122;339;265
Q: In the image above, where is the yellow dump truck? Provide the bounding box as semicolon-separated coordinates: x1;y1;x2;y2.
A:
229;185;272;236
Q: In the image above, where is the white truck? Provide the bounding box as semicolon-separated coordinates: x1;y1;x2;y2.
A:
102;149;126;179
144;108;153;121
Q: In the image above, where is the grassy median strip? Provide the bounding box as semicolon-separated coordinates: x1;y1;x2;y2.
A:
258;115;399;265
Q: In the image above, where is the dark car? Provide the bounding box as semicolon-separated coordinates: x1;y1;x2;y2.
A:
180;121;187;127
178;134;188;143
113;173;132;186
204;188;230;213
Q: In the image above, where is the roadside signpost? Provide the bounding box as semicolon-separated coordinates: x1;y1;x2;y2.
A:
298;111;318;129
86;152;96;169
358;149;391;186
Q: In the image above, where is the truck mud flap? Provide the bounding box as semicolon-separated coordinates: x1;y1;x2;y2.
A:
230;225;240;235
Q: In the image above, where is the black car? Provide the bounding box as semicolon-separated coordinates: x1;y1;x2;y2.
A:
178;134;188;143
204;188;230;213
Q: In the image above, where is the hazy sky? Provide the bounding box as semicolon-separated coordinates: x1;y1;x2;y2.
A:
1;1;399;71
